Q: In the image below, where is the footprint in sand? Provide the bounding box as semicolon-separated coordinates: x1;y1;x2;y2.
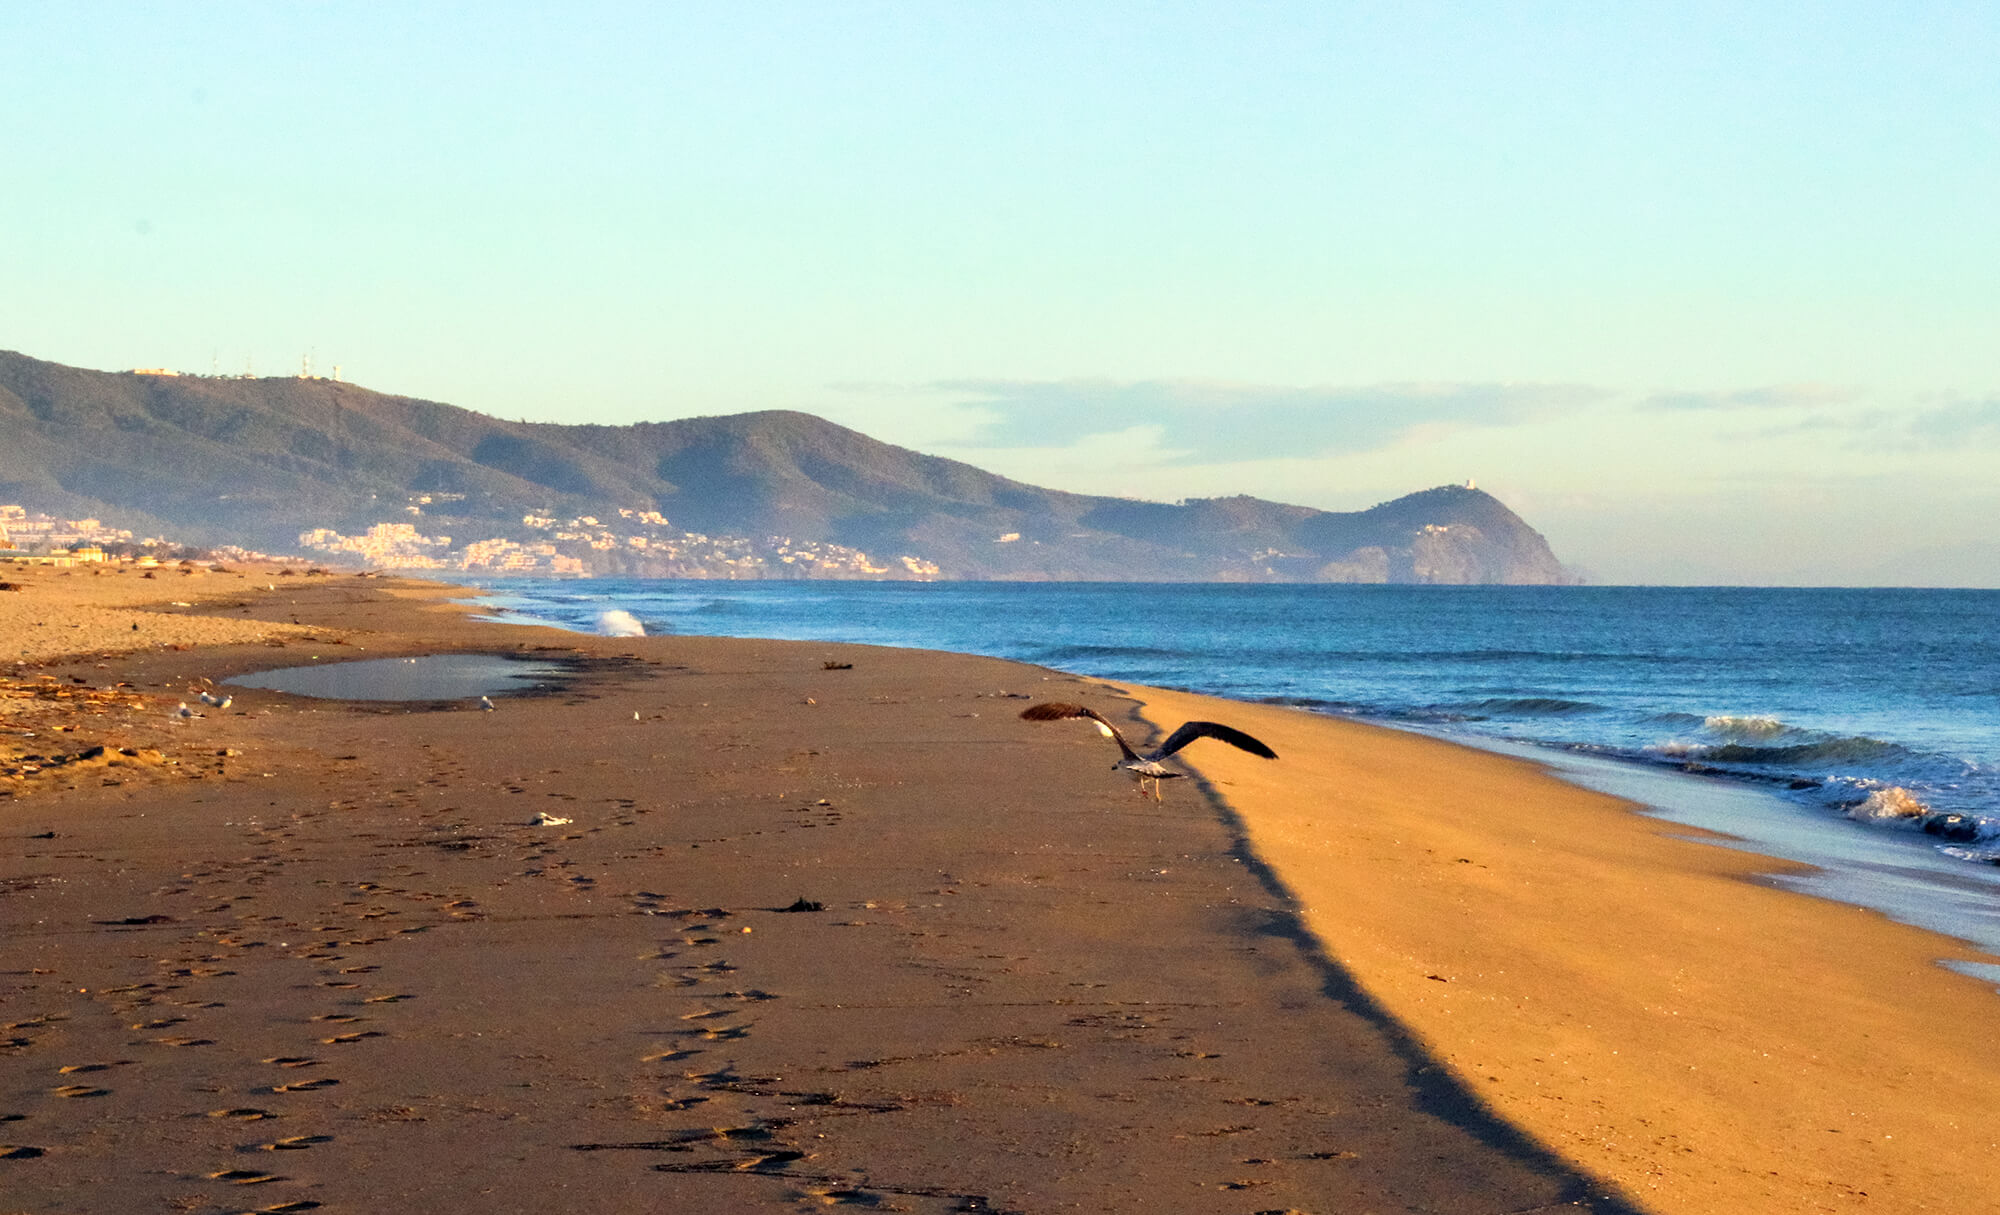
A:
4;1015;67;1033
50;1085;110;1098
792;1182;895;1206
56;1062;131;1075
262;1057;321;1069
250;1134;333;1152
362;993;413;1004
691;1024;751;1043
208;1168;283;1184
320;1031;385;1045
151;1036;217;1047
209;1108;279;1120
269;1078;339;1093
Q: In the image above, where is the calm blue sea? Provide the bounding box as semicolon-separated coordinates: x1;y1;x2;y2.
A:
456;579;2000;958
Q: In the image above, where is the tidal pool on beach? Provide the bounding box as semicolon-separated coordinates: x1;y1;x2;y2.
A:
224;652;566;701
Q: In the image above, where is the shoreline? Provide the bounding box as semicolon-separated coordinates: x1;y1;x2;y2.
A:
3;570;1994;1212
1128;685;2000;1214
1459;730;2000;974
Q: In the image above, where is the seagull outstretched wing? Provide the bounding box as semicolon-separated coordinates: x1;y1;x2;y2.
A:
1019;702;1277;762
1148;720;1277;761
1019;701;1142;761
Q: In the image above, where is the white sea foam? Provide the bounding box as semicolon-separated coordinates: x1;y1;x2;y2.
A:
1941;845;2000;865
595;609;646;637
1845;786;1929;824
1704;714;1788;739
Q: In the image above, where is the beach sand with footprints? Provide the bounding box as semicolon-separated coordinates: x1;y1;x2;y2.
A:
1;570;1994;1214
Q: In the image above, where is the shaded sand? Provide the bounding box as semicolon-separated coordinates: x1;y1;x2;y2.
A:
1128;687;2000;1215
1;575;1638;1214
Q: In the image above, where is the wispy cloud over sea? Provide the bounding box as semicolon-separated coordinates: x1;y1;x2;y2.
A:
928;378;1608;462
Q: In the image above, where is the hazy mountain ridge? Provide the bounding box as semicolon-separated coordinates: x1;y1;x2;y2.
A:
0;350;1573;582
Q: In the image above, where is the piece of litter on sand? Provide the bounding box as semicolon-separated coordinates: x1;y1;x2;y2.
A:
530;813;572;827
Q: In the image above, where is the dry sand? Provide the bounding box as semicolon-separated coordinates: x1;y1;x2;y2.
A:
0;571;1991;1214
0;563;323;666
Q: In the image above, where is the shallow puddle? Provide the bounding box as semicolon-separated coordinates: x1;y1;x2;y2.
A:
225;653;565;701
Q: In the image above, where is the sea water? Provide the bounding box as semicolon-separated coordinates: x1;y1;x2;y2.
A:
457;579;2000;956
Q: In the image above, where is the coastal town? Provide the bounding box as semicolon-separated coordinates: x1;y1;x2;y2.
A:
294;500;941;578
1;501;942;580
0;504;276;568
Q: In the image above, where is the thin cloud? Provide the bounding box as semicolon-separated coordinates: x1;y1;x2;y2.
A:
1734;396;2000;450
931;378;1608;463
1908;396;2000;447
1745;408;1899;440
1642;384;1858;412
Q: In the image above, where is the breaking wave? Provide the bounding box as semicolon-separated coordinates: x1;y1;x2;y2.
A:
594;609;647;637
1703;714;1791;740
1841;785;1994;843
1656;734;1922;769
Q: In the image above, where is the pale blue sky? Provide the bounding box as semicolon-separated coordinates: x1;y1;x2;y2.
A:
4;2;1996;583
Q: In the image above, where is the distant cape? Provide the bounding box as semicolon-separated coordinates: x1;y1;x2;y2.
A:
0;350;1574;583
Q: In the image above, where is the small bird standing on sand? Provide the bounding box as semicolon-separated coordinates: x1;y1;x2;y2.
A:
197;691;232;710
1020;702;1278;799
478;696;495;712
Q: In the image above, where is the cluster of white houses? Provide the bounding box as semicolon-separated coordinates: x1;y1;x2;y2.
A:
0;505;134;565
2;501;941;580
294;509;932;579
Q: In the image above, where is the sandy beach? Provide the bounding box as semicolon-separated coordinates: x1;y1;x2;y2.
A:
1131;689;2000;1214
2;570;1994;1214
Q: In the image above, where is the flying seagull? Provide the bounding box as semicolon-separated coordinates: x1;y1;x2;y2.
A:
1020;702;1277;799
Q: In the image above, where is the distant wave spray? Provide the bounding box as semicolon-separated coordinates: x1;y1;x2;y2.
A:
595;609;646;637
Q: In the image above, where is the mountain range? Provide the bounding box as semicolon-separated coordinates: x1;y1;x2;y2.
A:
0;350;1573;582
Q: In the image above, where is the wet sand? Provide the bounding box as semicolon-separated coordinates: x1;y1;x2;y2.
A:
1131;688;2000;1215
0;571;1988;1213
